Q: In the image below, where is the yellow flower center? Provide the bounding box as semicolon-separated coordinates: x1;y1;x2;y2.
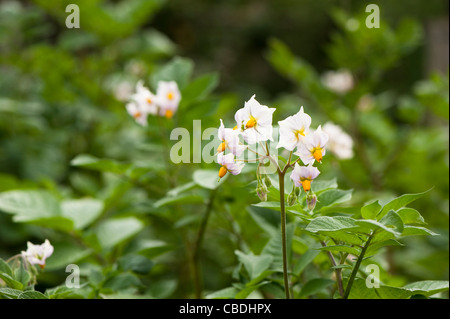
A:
218;166;228;178
294;128;306;140
246;116;257;128
146;98;152;104
133;111;142;119
301;179;311;192
233;126;238;130
312;148;323;162
165;109;174;119
167;92;174;100
217;142;226;153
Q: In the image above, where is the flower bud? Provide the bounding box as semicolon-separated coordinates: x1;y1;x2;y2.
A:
264;175;272;188
287;192;297;206
294;186;300;196
257;185;268;202
306;193;317;211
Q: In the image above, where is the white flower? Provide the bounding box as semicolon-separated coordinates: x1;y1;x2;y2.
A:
290;163;320;192
126;101;148;126
295;125;329;164
130;80;158;115
156;81;181;119
217;119;246;156
322;122;354;160
277;106;312;151
234;95;276;144
321;69;354;94
21;239;54;269
217;153;245;179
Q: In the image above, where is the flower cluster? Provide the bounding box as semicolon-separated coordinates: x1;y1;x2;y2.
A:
125;80;181;125
216;94;331;210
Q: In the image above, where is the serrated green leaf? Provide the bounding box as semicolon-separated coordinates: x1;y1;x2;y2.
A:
0;288;22;299
18;291;49;299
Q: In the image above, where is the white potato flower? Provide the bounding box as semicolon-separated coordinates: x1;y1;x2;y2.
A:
217;119;246;157
321;69;354;94
217;152;245;179
130;80;158;115
234;95;276;145
295;125;329;164
322;122;354;160
21;239;54;269
290;163;320;192
156;81;181;119
277;106;312;151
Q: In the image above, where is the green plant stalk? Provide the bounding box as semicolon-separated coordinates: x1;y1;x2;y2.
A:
278;169;290;299
320;240;344;298
343;232;374;299
192;189;217;298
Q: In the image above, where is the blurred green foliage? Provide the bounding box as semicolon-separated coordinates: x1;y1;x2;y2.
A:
0;0;448;299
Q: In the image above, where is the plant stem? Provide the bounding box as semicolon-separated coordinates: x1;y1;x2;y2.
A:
278;169;290;299
320;240;344;298
192;189;217;298
343;232;374;299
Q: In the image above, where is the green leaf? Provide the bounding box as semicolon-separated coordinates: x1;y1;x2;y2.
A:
96;217;145;250
396;208;426;225
261;223;295;271
0;258;13;277
247;206;280;236
319;245;360;256
305;216;358;233
153;194;205;208
235;251;273;281
293;249;320;276
402;281;449;297
205;287;239;299
102;273;141;291
311;178;338;193
379;210;404;234
132;239;172;259
45;242;92;271
193;169;226;190
150;56;194;89
0;273;23;290
147;279;177;299
299;278;334;297
61;198;104;230
0;190;60;220
235;281;269;299
0;288;22;299
361;200;382;220
18;291;49;299
181;73;219;106
401;225;438;237
118;254;153;275
378;189;431;219
366;239;404;256
71;154;131;174
13;263;31;287
314;189;353;211
166;181;197;197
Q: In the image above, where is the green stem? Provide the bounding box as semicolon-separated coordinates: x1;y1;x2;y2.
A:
278;170;291;299
320;240;344;298
343;232;374;299
192;189;217;298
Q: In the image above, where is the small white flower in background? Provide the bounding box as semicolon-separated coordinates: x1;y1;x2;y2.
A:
113;80;134;102
217;119;246;157
217;152;245;179
130;80;159;116
321;69;354;94
234;94;276;145
21;239;54;269
156;81;181;119
277;106;312;151
126;102;148;126
322;122;354;160
295;125;329;164
290;163;320;192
